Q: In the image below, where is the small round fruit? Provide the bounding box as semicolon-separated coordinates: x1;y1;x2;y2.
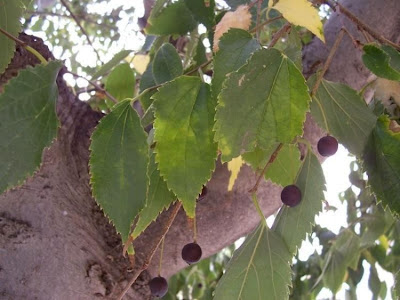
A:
181;242;202;264
149;276;168;298
281;185;302;207
317;136;338;157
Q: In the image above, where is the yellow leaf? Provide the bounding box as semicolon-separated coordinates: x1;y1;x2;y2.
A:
273;0;325;42
132;54;150;74
227;156;244;191
213;5;252;52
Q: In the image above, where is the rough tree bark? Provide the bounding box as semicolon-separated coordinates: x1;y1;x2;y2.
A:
0;0;399;299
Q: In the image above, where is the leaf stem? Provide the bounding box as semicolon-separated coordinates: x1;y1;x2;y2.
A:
324;0;400;51
67;71;118;104
251;193;268;227
158;237;165;276
249;15;283;34
248;143;283;193
311;28;345;96
0;28;47;64
268;23;291;48
116;201;182;300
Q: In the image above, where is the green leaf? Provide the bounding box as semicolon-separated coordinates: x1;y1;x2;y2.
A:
272;150;325;255
214;222;292;300
0;0;27;74
363;116;400;216
321;229;361;294
152;43;183;85
265;144;301;187
368;264;382;299
0;61;62;194
214;48;310;162
242;144;277;172
91;49;132;79
310;78;377;155
105;63;135;102
283;28;302;71
131;151;176;239
362;44;400;80
139;61;157;111
153;76;217;217
89;100;149;241
184;0;215;30
211;29;260;101
395;271;400;298
145;0;197;35
193;36;207;67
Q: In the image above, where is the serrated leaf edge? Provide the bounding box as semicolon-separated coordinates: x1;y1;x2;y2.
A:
151;76;217;217
88;100;150;240
0;61;62;194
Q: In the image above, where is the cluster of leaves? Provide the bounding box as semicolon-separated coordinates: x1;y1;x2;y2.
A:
0;0;399;299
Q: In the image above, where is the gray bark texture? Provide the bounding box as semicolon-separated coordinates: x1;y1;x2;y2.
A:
0;0;399;299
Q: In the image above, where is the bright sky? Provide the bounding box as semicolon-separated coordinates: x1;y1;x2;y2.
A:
26;0;395;299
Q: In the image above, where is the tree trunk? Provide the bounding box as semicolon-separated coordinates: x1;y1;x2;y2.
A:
0;1;399;299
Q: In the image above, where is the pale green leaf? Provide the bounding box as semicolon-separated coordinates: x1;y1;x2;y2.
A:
145;0;197;35
363;115;400;216
214;48;310;162
152;43;183;85
105;63;135;102
0;61;62;193
211;28;260;101
265;144;301;187
131;151;176;239
91;49;132;79
362;44;400;80
0;0;26;74
89;100;149;241
214;222;292;300
153;76;217;217
272;0;325;42
272;150;325;255
310;78;377;155
321;229;361;294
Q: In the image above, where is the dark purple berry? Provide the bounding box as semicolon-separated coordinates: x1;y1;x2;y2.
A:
317;136;338;157
149;276;168;298
281;185;302;207
197;186;208;201
181;242;202;265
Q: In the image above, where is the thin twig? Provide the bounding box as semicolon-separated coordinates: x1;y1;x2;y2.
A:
255;0;263;40
68;71;118;104
324;0;400;51
26;11;118;30
341;27;363;49
249;15;283;33
268;23;291;48
248;143;283;193
59;0;103;62
116;202;182;300
0;28;47;64
311;28;345;96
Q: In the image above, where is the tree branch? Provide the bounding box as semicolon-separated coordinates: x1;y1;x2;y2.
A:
59;0;103;62
324;0;400;51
